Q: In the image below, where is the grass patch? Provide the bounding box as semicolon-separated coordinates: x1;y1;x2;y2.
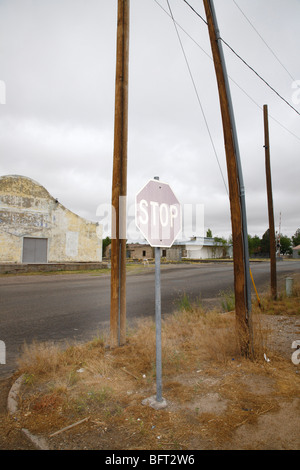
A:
259;278;300;315
175;292;202;312
15;275;300;450
219;289;235;312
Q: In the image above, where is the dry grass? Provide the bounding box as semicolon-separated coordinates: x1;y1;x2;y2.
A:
259;280;300;316
15;276;300;450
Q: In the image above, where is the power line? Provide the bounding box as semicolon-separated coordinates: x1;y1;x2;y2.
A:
153;0;300;143
182;0;300;118
220;37;300;117
232;0;296;82
229;75;300;143
153;0;211;60
166;0;228;194
182;0;207;25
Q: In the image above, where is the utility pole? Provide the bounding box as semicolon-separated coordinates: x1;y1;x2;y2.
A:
203;0;253;356
110;0;130;348
263;104;277;300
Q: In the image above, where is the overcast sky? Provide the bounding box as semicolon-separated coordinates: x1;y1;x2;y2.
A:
0;0;299;241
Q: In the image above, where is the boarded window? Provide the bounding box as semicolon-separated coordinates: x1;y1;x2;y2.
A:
22;237;48;263
66;231;78;257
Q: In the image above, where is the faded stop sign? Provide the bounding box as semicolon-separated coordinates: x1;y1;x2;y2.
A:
135;179;181;247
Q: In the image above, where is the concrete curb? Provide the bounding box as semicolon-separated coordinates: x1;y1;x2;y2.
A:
7;375;24;415
7;374;49;450
21;428;49;450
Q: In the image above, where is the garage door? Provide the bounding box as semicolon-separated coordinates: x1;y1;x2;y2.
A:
22;238;48;263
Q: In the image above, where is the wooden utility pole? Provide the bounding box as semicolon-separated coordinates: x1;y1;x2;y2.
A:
203;0;253;356
110;0;130;348
263;104;277;300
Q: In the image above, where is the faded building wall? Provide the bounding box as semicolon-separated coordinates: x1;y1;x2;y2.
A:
0;175;102;263
184;245;224;259
127;243;154;260
293;245;300;259
164;246;182;261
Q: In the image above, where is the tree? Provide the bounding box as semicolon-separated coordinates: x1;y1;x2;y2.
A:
213;236;228;258
102;236;111;257
248;234;261;257
260;229;270;256
292;229;300;247
279;235;292;255
206;228;212;238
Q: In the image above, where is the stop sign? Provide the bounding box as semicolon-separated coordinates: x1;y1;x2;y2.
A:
135;179;181;248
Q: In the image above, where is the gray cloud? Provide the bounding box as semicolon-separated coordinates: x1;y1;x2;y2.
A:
0;0;299;242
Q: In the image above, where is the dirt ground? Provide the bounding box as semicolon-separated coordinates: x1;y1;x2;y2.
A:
0;311;299;452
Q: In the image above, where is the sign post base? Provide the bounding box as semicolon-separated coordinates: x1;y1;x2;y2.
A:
142;395;167;410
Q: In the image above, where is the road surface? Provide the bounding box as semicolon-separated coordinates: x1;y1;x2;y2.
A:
1;260;299;377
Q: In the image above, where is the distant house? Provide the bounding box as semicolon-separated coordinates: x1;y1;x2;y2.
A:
126;242;154;260
292;245;300;259
104;241;154;260
121;236;232;261
169;237;232;261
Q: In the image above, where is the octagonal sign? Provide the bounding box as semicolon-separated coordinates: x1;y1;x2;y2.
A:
135;179;182;248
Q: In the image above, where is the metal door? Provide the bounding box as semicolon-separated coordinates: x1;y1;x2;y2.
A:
22;237;48;263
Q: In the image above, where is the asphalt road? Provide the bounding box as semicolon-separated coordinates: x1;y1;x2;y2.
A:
1;260;299;378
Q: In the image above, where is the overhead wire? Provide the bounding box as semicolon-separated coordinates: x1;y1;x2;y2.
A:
165;0;229;194
182;0;207;25
153;1;212;62
229;75;300;143
182;0;300;118
232;0;296;82
220;37;300;117
153;0;300;143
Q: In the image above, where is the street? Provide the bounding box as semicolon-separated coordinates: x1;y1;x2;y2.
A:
1;260;299;378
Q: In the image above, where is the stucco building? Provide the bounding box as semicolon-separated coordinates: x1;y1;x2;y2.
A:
174;237;232;260
292;245;300;259
0;175;102;263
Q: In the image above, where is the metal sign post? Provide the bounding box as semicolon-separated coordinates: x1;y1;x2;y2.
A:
155;244;162;403
153;176;163;404
136;176;181;409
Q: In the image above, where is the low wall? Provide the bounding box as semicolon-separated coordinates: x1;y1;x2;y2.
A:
0;262;108;274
